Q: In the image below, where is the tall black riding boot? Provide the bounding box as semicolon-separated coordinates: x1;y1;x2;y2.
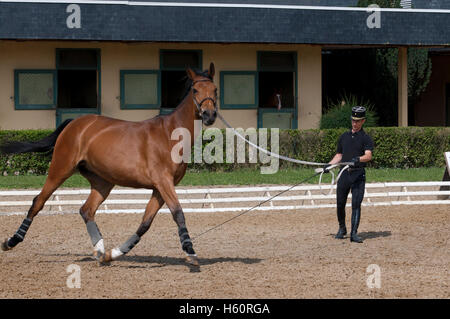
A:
350;208;363;243
335;206;347;239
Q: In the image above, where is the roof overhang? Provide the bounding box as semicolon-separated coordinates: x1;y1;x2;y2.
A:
0;1;449;46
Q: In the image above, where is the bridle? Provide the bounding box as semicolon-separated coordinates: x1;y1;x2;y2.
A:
191;79;217;117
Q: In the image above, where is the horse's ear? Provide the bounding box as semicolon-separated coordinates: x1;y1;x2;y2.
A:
208;62;215;79
186;67;196;80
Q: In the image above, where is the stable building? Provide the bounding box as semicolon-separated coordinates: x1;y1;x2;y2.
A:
0;0;449;130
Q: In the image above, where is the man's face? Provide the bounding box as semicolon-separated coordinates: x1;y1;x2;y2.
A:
351;118;365;132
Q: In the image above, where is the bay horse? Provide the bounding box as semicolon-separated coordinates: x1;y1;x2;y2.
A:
0;63;218;266
264;88;282;110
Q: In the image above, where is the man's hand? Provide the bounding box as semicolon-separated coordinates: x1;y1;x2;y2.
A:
323;164;332;173
350;157;360;167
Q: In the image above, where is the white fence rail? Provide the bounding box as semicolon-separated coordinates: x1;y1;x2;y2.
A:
1;181;449;216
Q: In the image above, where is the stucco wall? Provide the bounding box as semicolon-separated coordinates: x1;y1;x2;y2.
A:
0;40;322;130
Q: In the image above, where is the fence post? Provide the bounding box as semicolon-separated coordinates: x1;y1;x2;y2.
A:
438;165;450;200
202;192;214;209
264;191;274;207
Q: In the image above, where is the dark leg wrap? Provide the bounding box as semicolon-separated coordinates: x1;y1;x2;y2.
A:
119;233;140;254
178;227;195;255
86;220;103;246
7;218;32;248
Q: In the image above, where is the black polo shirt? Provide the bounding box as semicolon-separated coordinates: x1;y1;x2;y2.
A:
337;129;374;167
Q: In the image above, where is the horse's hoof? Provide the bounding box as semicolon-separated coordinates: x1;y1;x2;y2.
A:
93;250;103;262
97;251;112;266
185;254;200;267
1;239;11;252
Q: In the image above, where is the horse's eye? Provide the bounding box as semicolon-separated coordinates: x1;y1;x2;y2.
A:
193;88;198;94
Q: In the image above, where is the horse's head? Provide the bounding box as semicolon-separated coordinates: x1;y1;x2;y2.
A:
186;63;217;126
272;88;282;111
263;88;282;110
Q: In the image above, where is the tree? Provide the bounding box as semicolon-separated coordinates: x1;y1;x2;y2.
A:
356;0;432;125
357;0;400;7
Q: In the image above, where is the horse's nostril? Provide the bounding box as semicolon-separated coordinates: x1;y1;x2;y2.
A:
213;111;217;117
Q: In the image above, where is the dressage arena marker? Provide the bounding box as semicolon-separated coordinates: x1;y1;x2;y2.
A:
445;152;450;172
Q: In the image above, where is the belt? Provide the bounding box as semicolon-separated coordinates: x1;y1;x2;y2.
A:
347;167;364;173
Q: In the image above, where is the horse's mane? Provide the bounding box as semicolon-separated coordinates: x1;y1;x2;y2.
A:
156;68;212;117
181;68;212;100
185;68;213;87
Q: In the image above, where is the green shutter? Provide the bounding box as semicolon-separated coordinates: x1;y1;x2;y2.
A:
14;70;56;110
120;70;160;109
220;71;258;109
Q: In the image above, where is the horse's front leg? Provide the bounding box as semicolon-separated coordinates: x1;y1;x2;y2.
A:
99;190;164;264
157;180;198;266
172;205;198;266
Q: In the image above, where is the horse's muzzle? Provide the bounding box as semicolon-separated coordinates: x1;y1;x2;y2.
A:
202;110;217;126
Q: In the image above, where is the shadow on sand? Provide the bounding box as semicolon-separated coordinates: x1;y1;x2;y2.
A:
328;230;392;240
68;254;263;272
38;252;261;273
117;255;262;272
358;231;392;240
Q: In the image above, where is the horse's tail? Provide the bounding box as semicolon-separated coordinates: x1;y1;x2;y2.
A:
0;119;73;154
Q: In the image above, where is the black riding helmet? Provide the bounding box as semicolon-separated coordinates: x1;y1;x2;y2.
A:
351;106;366;120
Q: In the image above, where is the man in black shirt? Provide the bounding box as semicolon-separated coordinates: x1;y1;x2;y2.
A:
326;106;374;243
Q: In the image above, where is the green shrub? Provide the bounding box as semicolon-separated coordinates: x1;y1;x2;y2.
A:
0;126;449;175
357;0;400;8
0;130;53;175
365;127;450;168
320;94;379;129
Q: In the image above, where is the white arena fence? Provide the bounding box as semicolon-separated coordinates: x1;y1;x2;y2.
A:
0;181;449;216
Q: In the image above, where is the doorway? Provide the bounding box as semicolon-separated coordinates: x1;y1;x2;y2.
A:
257;51;297;129
160;50;202;114
55;49;100;125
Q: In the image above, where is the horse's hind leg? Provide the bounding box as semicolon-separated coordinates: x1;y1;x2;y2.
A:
78;169;114;261
100;189;164;264
1;161;75;251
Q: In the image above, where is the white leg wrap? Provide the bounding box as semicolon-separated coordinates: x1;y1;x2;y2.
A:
185;252;197;257
111;247;123;260
94;239;105;254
